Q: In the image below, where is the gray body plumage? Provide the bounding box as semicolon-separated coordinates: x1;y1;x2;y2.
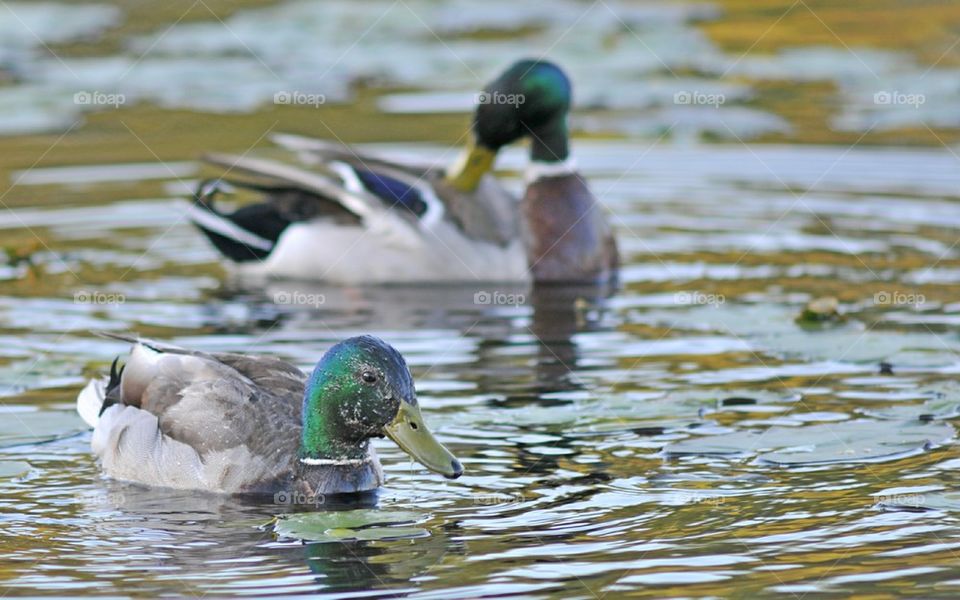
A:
79;334;384;495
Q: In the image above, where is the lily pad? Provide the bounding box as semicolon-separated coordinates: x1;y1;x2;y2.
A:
716;389;802;413
614;388;800;419
274;509;428;543
0;409;86;448
771;330;960;365
860;399;960;421
646;388;802;416
664;420;955;466
859;381;960;421
478;391;714;433
0;460;30;478
571;418;709;437
639;304;960;365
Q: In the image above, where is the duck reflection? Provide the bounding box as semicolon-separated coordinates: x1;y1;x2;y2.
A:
219;279;616;390
301;525;458;592
85;480;459;595
527;282;616;390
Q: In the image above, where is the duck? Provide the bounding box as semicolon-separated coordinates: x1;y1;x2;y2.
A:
76;333;463;495
187;59;618;284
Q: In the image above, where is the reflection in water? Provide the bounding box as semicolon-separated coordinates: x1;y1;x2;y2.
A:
73;480;459;595
302;527;461;594
528;282;617;390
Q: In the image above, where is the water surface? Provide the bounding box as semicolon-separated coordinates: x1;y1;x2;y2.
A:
2;141;960;597
3;0;960;597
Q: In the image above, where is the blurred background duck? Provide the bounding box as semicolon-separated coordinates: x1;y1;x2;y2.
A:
188;59;619;284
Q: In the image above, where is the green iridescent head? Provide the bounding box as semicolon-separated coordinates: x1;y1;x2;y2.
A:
475;59;572;160
447;59;573;190
300;335;462;479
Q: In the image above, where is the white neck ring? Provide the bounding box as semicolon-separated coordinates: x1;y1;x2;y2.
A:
300;456;371;467
525;156;578;183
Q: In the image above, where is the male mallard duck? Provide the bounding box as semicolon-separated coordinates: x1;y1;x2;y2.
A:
187;59;618;284
76;334;462;495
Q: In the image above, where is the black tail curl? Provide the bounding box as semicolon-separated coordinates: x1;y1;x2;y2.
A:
190;178;292;263
99;356;125;416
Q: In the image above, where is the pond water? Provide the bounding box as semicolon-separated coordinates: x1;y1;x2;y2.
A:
3;0;960;597
3;141;960;597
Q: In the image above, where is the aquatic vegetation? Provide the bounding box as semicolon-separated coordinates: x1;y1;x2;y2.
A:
273;509;428;542
664;419;955;465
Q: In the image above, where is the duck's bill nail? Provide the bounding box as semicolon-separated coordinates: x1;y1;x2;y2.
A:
384;402;463;480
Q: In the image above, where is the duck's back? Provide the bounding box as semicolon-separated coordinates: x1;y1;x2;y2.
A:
84;339;313;494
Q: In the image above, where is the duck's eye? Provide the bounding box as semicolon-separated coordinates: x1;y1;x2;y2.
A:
361;371;378;384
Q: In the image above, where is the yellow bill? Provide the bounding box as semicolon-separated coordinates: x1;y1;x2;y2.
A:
384;401;463;479
444;140;497;192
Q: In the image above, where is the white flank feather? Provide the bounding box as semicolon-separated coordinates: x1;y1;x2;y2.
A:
76;378;106;428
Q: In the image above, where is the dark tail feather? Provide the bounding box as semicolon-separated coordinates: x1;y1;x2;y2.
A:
188;179;291;262
99;356;125;416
